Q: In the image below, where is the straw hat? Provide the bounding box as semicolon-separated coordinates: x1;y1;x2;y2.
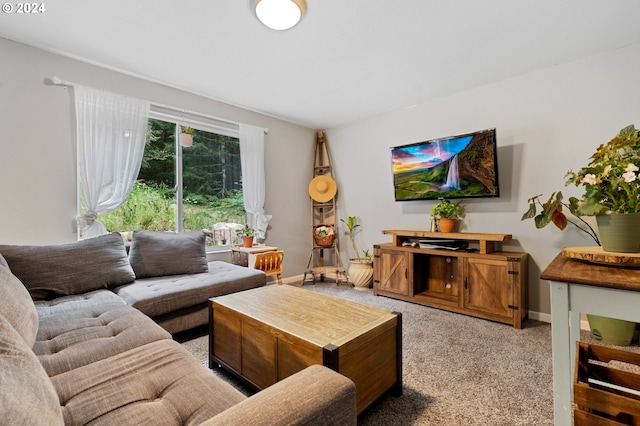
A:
308;175;337;202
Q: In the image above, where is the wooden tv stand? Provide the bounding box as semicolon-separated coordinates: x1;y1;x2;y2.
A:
374;230;528;328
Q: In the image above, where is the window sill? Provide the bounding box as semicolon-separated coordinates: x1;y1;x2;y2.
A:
206;246;233;254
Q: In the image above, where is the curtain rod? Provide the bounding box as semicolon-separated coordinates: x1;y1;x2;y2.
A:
47;76;268;135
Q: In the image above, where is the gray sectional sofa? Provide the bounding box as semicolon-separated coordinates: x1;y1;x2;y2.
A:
0;231;357;425
1;231;267;334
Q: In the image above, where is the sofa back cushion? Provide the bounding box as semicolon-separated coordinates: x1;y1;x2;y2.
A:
0;233;135;300
0;265;38;347
0;315;64;426
128;230;208;278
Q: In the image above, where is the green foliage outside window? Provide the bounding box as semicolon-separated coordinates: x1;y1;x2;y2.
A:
101;119;246;237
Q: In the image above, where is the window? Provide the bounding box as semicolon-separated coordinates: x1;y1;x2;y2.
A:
100;117;246;246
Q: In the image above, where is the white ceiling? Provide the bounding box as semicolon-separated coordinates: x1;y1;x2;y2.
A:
2;0;640;129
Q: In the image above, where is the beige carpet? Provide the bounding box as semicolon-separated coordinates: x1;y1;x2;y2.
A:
182;282;556;425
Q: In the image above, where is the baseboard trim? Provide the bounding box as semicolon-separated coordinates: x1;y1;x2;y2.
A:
530;311;589;329
528;311;551;324
581;318;590;331
281;274;304;285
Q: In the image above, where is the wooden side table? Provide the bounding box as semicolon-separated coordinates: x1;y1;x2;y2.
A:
541;251;640;425
230;245;278;268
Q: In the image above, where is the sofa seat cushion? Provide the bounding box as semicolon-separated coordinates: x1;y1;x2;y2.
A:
114;261;266;318
34;289;127;319
0;315;64;426
128;230;209;278
153;304;210;334
52;339;246;426
34;305;171;376
0;264;38;347
0;233;135;299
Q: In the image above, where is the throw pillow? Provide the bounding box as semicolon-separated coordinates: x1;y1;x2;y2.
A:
128;230;208;278
0;233;135;299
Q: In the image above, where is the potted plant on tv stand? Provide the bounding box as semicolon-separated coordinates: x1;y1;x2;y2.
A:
430;199;465;233
340;216;373;290
237;224;255;248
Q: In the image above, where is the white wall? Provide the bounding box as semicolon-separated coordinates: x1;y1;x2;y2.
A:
327;43;640;316
0;38;316;277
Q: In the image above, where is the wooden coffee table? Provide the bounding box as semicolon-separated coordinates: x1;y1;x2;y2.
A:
209;284;402;414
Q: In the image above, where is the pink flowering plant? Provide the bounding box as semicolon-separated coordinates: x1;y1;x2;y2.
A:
522;124;640;244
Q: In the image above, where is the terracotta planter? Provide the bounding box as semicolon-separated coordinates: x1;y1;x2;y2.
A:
438;218;457;233
596;213;640;253
242;236;254;248
348;259;373;290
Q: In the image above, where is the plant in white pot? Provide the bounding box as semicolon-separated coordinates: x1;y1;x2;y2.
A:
180;125;194;147
340;216;373;290
430;199;465;232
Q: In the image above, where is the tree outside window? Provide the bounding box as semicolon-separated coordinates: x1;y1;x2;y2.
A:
100;118;246;245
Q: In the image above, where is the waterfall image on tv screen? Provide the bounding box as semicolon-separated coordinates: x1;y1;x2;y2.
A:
391;128;499;201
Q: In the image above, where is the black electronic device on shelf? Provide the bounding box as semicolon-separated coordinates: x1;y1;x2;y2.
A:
418;239;469;251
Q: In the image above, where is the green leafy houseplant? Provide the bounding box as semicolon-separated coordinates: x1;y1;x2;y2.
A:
314;225;333;238
340;216;371;261
313;224;335;247
236;224;254;237
430;199;465;219
236;224;255;247
521;192;600;244
340;215;374;290
180;125;194;135
522;124;640;244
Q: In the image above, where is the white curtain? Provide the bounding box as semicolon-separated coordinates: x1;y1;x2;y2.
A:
72;85;149;239
239;124;271;240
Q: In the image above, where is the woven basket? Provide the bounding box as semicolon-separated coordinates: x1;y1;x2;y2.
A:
313;224;335;247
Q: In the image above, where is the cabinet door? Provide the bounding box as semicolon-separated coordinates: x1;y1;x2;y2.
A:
374;249;410;296
463;257;513;322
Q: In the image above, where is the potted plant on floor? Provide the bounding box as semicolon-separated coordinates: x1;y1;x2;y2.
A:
430;199;465;232
340;216;373;290
236;224;255;247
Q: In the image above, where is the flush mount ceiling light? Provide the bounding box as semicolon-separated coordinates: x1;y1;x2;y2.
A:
254;0;306;31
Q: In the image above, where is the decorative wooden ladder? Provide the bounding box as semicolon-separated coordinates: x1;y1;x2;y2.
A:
303;131;347;284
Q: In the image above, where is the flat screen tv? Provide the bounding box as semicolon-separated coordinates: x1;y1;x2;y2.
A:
391;128;499;201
